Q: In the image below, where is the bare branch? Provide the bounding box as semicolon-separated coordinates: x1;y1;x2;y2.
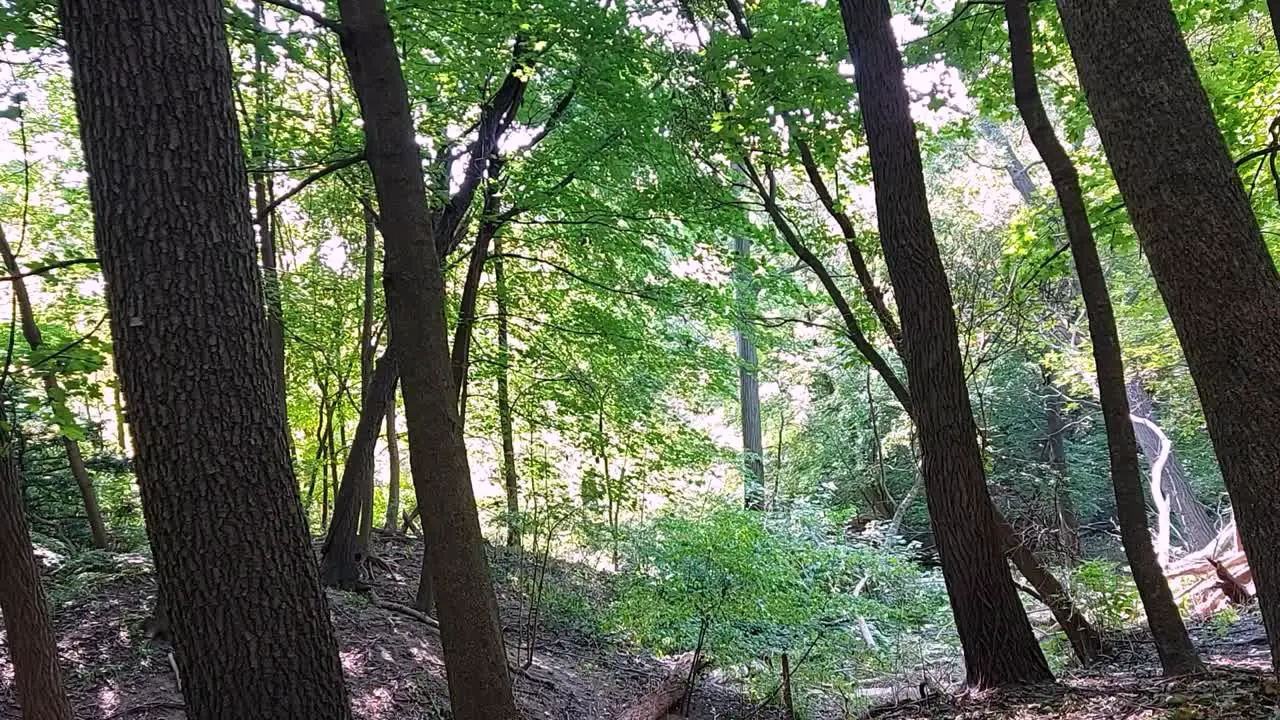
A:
256;154;365;222
260;0;345;34
0;257;99;283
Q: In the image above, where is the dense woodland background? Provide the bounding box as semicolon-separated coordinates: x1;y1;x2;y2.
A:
1;0;1280;718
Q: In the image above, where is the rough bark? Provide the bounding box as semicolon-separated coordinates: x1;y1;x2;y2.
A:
495;236;521;546
839;0;1051;688
1007;0;1201;675
335;1;519;716
320;351;398;588
0;226;109;549
0;429;74;720
1056;0;1280;672
383;386;402;532
58;1;352;716
1126;378;1217;548
734;235;766;510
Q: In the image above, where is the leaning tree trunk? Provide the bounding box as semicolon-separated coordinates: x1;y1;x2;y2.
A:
1006;0;1201;675
58;2;352;717
1125;378;1217;548
335;0;519;717
838;0;1051;688
0;226;109;549
0;428;74;720
733;235;766;510
320;351;398;588
1056;0;1280;673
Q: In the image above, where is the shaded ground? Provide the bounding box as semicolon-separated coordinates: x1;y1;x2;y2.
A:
0;535;774;720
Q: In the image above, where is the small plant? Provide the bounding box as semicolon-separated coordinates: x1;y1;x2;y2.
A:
1208;606;1240;638
1072;559;1141;630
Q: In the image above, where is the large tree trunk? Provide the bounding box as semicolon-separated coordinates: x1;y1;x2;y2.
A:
334;1;519;717
58;1;352;717
1125;378;1217;548
495;236;521;547
320;351;398;588
733;235;766;509
0;226;109;549
838;0;1051;688
1055;0;1280;673
1006;0;1201;675
0;428;74;720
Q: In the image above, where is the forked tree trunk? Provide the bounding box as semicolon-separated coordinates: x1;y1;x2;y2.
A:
0;428;74;720
1006;0;1201;675
0;226;109;549
1056;0;1280;672
320;351;398;588
335;0;519;716
495;237;521;546
838;0;1051;688
1125;378;1216;548
59;1;352;717
734;235;765;509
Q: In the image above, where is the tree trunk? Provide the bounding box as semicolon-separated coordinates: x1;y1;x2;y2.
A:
251;1;286;421
320;351;398;588
334;1;519;716
1125;378;1217;548
1006;0;1202;675
1268;0;1280;52
358;207;378;551
838;0;1051;688
1042;373;1081;562
1056;0;1280;672
995;515;1102;665
0;226;109;549
383;384;401;532
0;428;74;720
59;2;352;717
495;236;521;546
734;235;766;510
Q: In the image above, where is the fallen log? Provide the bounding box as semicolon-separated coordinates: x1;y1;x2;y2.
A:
615;653;704;720
1166;519;1255;616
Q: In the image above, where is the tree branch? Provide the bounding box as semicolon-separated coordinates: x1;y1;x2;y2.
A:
260;0;345;34
256;154;365;222
0;257;99;283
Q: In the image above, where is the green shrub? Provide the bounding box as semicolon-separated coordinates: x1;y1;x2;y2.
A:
604;498;948;714
1071;559;1141;630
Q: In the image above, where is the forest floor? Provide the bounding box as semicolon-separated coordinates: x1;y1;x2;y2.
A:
2;534;1277;720
0;533;775;720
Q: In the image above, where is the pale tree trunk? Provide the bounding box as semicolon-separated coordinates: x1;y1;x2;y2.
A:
0;226;109;549
59;1;352;716
1125;378;1217;548
495;236;521;546
335;0;519;716
1057;0;1280;671
1006;0;1201;675
0;427;74;720
734;235;765;510
1042;373;1080;562
838;0;1051;687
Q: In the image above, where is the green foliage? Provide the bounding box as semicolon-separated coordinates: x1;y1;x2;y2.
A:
606;500;948;710
1071;559;1142;631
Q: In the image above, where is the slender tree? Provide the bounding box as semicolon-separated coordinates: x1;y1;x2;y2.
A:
838;0;1052;687
495;235;522;546
58;1;352;717
1056;0;1280;671
0;426;74;720
0;226;109;549
384;385;402;532
733;235;766;509
334;0;520;716
1004;0;1201;675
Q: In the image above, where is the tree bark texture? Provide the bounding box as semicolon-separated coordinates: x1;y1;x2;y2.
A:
0;430;74;720
838;0;1051;688
321;350;398;587
1006;0;1201;675
495;236;521;546
0;226;109;549
334;1;519;716
1125;378;1217;548
58;1;353;717
1056;0;1280;672
733;235;766;510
